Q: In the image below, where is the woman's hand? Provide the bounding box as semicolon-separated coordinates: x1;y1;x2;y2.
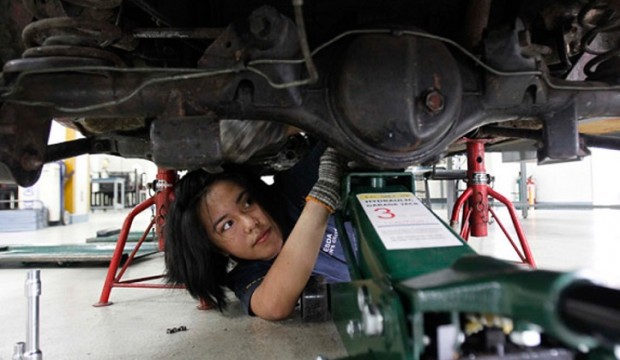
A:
306;147;347;213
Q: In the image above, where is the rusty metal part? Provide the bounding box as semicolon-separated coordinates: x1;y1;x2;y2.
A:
199;5;300;68
497;119;543;131
17;0;133;67
424;89;445;114
151;116;223;170
22;45;125;67
78;117;146;134
132;28;224;39
4;25;620;187
483;19;544;107
2;56;112;77
21;17;122;48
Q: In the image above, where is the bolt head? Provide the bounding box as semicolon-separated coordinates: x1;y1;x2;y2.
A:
424;90;445;114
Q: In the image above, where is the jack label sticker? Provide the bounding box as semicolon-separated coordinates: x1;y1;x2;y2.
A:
357;192;462;250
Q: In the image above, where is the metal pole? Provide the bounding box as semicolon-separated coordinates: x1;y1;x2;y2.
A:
445;157;457;220
25;270;42;360
519;161;528;219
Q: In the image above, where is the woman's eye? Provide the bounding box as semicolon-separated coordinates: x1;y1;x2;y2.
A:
243;197;254;208
222;220;233;232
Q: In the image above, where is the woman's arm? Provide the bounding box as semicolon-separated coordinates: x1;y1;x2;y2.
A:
250;147;345;320
250;200;330;320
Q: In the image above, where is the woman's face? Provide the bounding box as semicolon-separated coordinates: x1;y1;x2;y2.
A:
199;179;283;261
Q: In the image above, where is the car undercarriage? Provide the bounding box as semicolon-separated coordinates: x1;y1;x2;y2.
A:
2;0;620;187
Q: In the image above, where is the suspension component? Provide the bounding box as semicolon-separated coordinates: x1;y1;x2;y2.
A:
14;0;127;69
579;0;620;81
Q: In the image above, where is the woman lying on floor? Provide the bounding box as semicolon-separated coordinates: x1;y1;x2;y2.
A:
164;142;350;320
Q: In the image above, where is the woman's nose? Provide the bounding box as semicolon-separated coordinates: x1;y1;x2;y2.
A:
242;214;259;232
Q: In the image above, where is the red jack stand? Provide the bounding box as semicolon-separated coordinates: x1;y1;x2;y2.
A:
94;169;183;307
449;139;536;267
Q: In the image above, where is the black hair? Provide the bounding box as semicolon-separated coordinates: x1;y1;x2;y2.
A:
164;167;291;310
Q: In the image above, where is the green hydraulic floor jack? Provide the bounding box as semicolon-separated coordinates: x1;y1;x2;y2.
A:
320;172;620;360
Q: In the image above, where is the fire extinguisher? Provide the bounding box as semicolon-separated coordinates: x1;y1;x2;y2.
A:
526;176;536;205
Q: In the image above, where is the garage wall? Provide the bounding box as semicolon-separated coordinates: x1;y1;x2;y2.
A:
485;148;619;207
532;157;593;204
590;148;620;205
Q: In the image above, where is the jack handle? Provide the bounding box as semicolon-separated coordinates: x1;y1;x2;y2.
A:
13;269;43;360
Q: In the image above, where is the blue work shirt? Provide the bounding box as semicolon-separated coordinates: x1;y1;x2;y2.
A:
226;216;352;315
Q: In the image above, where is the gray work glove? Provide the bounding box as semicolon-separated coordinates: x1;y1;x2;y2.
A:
306;147;347;213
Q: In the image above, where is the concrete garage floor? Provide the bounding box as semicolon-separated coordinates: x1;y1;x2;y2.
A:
1;207;619;359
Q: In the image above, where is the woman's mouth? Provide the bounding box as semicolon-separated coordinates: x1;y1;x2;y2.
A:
254;228;271;246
